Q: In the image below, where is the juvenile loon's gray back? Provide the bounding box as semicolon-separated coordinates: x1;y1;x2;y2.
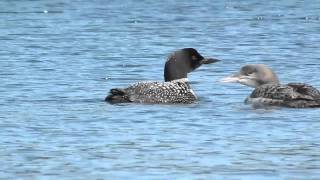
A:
105;48;220;104
221;64;320;108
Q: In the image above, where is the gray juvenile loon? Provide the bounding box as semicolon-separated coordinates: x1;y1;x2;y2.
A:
105;48;220;104
221;64;320;108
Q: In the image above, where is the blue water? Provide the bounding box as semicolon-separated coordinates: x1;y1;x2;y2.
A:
1;0;320;179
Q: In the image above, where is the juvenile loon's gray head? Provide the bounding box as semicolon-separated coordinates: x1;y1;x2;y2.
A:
220;64;280;88
164;48;220;82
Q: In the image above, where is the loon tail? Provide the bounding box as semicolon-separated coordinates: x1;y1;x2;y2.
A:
313;99;320;107
105;88;131;103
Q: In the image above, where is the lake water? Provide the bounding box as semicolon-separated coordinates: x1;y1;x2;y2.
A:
1;0;320;179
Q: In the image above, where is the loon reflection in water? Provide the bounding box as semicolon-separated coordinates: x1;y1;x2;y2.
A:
105;48;220;104
221;64;320;108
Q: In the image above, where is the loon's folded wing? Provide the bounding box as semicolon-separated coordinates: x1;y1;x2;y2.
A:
125;81;196;103
249;83;320;108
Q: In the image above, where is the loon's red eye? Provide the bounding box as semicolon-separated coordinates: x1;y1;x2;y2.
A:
191;55;197;61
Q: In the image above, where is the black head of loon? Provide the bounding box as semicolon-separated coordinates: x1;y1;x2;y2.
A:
220;64;280;88
164;48;220;82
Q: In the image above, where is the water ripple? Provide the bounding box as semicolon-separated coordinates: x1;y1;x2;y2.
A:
1;0;320;179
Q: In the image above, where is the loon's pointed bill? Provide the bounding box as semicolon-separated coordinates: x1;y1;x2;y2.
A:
201;58;220;64
220;74;241;83
220;64;320;108
220;73;258;87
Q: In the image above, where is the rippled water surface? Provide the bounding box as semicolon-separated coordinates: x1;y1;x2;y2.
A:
1;0;320;179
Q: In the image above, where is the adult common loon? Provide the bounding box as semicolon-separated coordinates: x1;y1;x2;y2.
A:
221;64;320;108
105;48;220;104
